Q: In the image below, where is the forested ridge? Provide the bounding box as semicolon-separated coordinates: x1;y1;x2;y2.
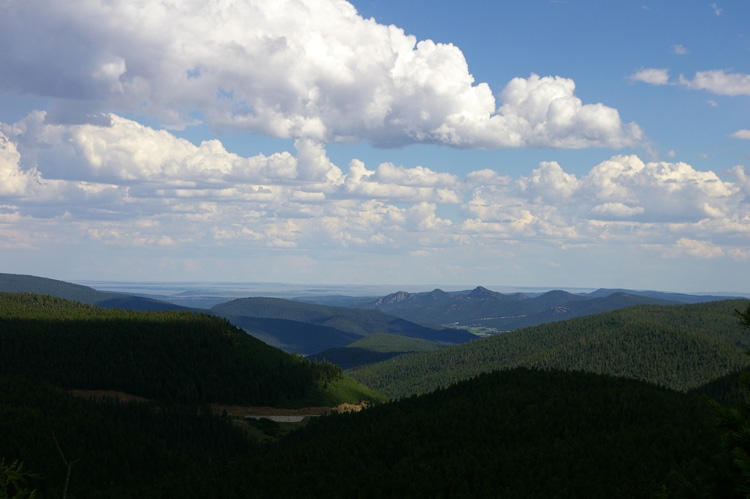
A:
0;292;376;407
0;273;199;312
211;296;476;355
349;299;750;398
237;369;720;498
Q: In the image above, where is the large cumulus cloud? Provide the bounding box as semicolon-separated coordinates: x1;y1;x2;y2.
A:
0;0;642;149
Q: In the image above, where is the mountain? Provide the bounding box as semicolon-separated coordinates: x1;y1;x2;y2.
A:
367;286;536;326
0;273;199;312
342;285;739;331
0;292;381;407
211;297;477;355
309;333;445;370
348;299;750;399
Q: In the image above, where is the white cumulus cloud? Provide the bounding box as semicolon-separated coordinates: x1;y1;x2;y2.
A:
0;0;642;150
629;68;671;86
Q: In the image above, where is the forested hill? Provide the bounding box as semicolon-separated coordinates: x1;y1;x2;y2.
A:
0;273;198;312
228;368;720;498
0;292;381;407
0;366;724;497
211;297;476;355
348;299;750;399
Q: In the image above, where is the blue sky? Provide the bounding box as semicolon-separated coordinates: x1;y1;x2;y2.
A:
0;0;749;293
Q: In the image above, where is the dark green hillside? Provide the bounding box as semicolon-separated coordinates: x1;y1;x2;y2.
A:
0;375;258;499
0;293;379;407
349;299;750;399
688;369;748;406
212;296;476;354
234;368;719;498
216;316;361;355
0;368;722;498
310;333;444;370
474;291;678;331
0;273;199;312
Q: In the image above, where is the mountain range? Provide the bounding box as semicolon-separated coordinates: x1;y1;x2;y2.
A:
305;285;745;331
2;273;746;358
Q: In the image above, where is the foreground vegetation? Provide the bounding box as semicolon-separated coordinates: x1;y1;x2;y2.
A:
0;366;734;498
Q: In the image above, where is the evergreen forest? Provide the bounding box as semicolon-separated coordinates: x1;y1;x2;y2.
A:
3;289;750;497
348;299;750;398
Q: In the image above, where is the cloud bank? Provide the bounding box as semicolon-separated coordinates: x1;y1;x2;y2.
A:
1;114;746;267
0;0;642;149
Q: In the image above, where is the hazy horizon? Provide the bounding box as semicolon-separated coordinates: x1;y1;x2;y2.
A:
70;278;749;300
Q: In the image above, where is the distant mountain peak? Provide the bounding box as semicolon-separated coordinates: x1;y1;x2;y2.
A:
468;286;501;300
375;291;415;306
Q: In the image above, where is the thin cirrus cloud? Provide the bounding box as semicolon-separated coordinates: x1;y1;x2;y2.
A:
0;0;642;150
630;68;750;96
679;70;750;96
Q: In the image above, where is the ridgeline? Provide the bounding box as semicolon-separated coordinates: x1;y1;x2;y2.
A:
348;299;750;398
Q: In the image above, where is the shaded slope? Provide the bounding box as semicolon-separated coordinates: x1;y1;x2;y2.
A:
349;299;750;398
0;367;720;498
309;333;444;370
0;374;259;499
231;316;361;355
212;297;476;355
239;368;718;498
0;292;380;407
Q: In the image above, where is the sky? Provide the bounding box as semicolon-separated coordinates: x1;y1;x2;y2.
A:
1;0;749;293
